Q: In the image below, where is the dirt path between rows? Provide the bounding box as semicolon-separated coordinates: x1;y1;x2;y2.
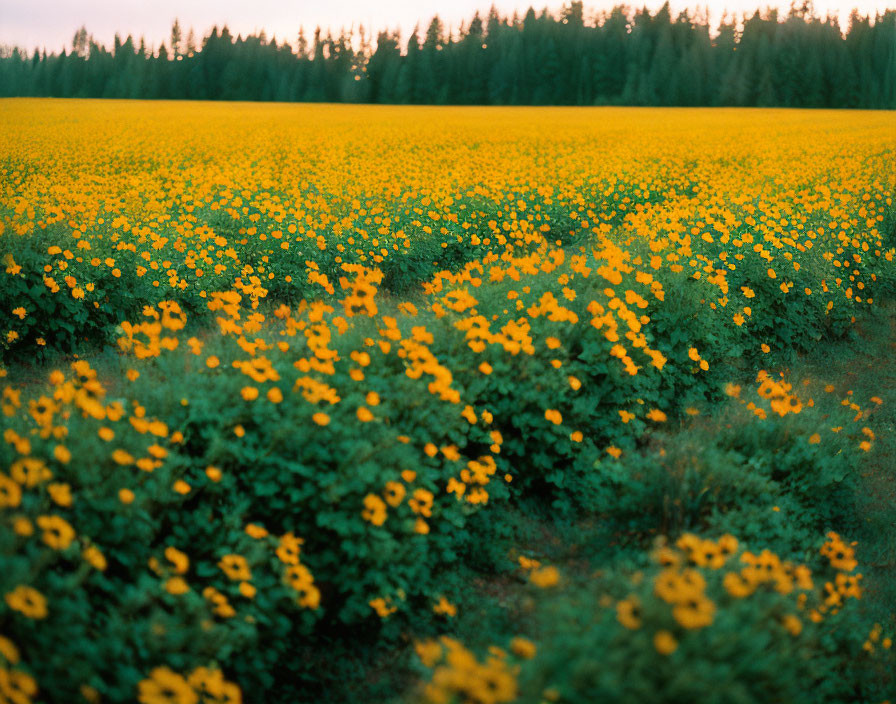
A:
800;304;896;617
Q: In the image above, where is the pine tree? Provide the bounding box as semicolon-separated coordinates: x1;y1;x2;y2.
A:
170;19;183;59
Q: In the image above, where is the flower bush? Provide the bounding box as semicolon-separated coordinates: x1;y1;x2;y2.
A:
416;531;894;704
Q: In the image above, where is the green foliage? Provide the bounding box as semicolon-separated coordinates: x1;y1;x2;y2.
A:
587;397;861;559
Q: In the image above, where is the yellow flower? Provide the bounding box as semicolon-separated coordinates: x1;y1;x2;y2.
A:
245;523;268;539
0;667;37;702
0;475;22;508
0;635;20;664
36;515;76;550
654;629;678;654
433;596;457;617
509;637;537;659
83;545;107;571
165;546;190;574
820;532;858;572
112;449;135;465
47;482;72;507
529;566;560;588
4;585;47;619
218;554;251;581
369;597;397;618
361;493;387;526
409;488;434;517
165;577;189;595
172;480;191;495
782;614;803;636
266;387;283;403
383;481;406;507
415;639;443;667
654;567;706;603
616;597;642;629
240;386;258;401
276;532;303;565
673;595;716;629
519;556;541;571
137;667;197;704
186;667;241;704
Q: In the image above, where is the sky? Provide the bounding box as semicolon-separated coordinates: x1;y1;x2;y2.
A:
1;0;893;52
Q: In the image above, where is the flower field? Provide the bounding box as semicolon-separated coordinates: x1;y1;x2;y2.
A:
0;99;895;703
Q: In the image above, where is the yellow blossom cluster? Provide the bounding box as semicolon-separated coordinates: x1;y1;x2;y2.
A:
138;666;241;704
416;636;520;704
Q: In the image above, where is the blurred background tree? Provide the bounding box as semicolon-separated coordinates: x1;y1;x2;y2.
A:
1;2;894;107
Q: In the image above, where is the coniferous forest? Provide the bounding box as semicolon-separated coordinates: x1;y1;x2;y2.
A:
1;2;895;108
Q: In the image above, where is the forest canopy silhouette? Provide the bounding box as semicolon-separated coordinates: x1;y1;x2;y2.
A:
1;2;894;108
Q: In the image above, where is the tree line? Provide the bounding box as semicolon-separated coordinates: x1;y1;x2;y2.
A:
1;2;894;108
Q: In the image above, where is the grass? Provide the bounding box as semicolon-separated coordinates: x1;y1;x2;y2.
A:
793;304;896;626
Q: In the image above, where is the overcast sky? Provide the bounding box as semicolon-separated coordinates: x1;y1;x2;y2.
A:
1;0;892;52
